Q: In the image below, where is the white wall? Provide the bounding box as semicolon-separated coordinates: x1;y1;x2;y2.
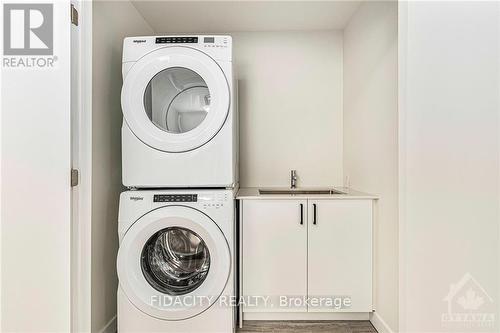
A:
92;1;153;332
233;31;344;187
399;2;499;332
343;2;398;331
0;2;71;331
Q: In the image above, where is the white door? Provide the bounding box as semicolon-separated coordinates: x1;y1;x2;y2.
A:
121;47;230;152
242;200;307;312
117;206;230;320
307;200;372;312
0;1;72;331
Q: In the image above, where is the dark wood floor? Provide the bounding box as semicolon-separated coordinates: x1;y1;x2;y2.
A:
237;321;377;333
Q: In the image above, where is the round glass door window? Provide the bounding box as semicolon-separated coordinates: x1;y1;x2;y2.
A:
141;227;210;295
144;67;210;134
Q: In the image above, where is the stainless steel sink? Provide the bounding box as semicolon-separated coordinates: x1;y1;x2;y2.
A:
258;188;346;195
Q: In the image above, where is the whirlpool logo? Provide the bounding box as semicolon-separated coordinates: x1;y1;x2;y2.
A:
3;3;57;68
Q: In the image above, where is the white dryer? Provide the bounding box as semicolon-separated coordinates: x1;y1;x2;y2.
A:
121;35;237;188
117;189;236;332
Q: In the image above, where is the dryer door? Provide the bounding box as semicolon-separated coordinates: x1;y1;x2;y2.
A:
117;206;231;320
121;47;230;152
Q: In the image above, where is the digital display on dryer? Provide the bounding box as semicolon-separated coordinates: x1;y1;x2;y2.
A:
154;194;198;202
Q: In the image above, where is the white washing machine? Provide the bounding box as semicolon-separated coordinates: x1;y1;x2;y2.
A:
121;35;238;188
117;189;236;332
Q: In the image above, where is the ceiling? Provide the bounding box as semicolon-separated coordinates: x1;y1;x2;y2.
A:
131;1;362;33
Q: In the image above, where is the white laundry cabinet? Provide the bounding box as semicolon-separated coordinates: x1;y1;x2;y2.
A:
238;192;375;320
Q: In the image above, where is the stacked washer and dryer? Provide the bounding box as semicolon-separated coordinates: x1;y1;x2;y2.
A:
117;35;238;332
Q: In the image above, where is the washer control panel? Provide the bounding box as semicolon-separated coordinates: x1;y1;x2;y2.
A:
153;194;197;203
149;191;231;210
199;192;230;209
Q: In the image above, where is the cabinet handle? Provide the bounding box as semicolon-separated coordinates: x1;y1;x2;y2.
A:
300;204;304;225
313;203;317;225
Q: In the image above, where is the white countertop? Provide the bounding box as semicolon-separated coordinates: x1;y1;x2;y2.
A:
236;187;378;200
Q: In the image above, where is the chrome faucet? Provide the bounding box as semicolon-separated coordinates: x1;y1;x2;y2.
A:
290;170;297;189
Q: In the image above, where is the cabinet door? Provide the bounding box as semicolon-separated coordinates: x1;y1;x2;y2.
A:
308;200;372;312
242;199;307;312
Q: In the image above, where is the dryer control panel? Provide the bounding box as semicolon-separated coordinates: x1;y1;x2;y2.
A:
155;36;198;44
153;36;228;48
123;35;232;63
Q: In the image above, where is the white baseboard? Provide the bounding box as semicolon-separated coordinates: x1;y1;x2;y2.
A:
98;315;117;333
370;312;394;333
243;312;370;321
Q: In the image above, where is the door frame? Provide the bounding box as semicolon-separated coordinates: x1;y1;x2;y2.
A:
71;0;92;331
397;2;408;333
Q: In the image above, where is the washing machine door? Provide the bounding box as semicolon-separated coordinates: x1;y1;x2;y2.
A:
117;205;231;320
121;46;230;152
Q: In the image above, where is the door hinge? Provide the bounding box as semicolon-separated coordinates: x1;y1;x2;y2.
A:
71;4;79;26
71;169;79;187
